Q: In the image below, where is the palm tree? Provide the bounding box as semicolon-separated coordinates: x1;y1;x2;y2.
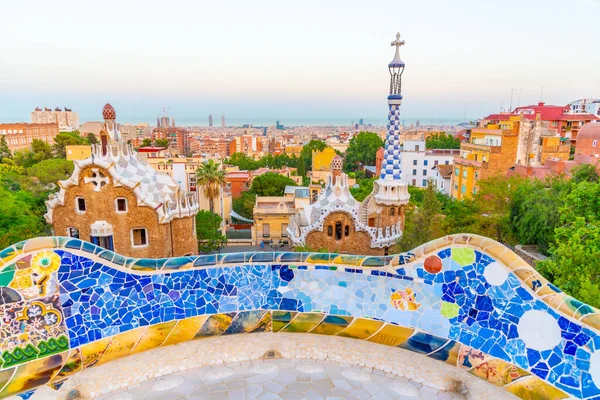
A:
196;159;226;213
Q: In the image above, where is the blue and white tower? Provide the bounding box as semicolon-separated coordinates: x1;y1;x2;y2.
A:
374;32;410;206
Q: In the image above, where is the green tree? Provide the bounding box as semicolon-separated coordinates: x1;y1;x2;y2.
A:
0;136;11;162
26;159;74;186
300;140;327;172
53;131;86;158
398;180;442;251
571;163;599;184
86;132;99;145
31;139;53;163
425;132;460;149
141;138;152;147
155;138;170;148
343;132;384;172
349;178;375;201
538;218;600;307
232;191;256;220
0;187;48;249
195;210;227;253
510;177;569;254
196;159;226;213
297;157;306;177
225;152;260;170
250;172;296;196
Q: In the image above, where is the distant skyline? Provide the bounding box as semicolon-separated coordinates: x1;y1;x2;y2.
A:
1;0;599;125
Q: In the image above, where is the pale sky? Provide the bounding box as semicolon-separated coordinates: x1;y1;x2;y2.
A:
1;0;599;125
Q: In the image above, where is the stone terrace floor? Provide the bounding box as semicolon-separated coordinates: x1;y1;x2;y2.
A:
97;358;466;400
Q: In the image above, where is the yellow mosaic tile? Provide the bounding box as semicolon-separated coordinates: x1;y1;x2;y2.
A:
49;348;82;382
81;336;112;369
96;326;147;366
194;313;236;338
310;315;354;336
272;311;297;332
367;324;414;347
162;316;209;346
504;375;569;399
281;312;325;333
130;321;177;355
338;318;385;340
0;350;68;397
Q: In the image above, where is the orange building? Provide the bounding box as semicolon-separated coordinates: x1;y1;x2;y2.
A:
451;118;519;200
0;122;60;152
225;171;252;199
152;127;190;155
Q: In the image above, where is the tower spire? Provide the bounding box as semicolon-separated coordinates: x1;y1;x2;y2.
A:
373;32;410;206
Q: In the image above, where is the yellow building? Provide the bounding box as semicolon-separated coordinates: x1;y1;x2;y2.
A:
65;145;92;161
251;187;310;245
312;147;337;171
451;117;519;200
284;145;303;157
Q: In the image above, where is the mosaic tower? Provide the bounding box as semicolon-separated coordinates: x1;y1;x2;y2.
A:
373;33;410;207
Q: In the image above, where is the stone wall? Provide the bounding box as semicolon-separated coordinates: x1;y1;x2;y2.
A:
305;211;385;255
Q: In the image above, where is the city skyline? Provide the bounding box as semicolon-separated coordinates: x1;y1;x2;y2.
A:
1;0;599;125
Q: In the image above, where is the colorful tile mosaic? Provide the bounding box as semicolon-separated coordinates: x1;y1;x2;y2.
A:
0;234;599;399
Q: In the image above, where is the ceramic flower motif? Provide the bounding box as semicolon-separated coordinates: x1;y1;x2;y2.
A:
31;251;61;276
390;288;421;311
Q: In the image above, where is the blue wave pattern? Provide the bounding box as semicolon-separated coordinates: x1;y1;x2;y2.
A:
54;245;600;398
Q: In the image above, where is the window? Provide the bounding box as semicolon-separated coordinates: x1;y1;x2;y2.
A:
66;227;79;238
475;172;479;180
594;140;598;148
422;179;427;186
455;168;460;176
461;185;466;194
412;169;417;176
262;223;270;238
116;198;127;213
281;223;288;237
335;222;342;240
76;197;86;212
327;225;333;236
473;187;477;194
434;160;438;166
390;207;395;216
412;179;417;186
422;170;427;176
454;183;458;190
415;145;420;151
412;160;417;166
132;228;148;247
463;170;467;178
444;161;449;165
423;160;428;166
344;225;349;237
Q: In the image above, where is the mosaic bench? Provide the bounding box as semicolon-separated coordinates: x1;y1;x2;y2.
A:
0;234;599;399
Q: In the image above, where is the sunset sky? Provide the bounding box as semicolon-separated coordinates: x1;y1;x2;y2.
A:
1;0;599;125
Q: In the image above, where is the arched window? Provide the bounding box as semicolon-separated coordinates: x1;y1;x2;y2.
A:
390;207;395;216
344;225;349;236
335;222;342;240
327;225;333;237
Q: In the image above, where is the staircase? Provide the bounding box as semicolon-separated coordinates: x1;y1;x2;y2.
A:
360;192;375;225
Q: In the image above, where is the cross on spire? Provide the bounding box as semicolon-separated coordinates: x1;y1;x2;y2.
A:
391;32;405;51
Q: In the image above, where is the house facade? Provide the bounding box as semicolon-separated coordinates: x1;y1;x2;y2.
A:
45;104;199;258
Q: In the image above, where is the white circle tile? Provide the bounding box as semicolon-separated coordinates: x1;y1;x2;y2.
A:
249;363;280;374
150;376;183;391
517;310;561;351
341;368;372;382
296;363;325;374
483;262;508;286
203;367;234;381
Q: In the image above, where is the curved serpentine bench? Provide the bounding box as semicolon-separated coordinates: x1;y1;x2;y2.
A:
0;234;598;399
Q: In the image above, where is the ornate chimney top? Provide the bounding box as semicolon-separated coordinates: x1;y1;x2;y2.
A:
102;103;116;121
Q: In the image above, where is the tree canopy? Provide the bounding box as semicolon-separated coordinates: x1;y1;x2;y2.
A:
343;132;384;172
53;131;87;158
425;132;461;149
224;152;300;171
398;180;443;251
300;140;328;172
195;210;227;253
196;159;226;213
250;172;296;197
